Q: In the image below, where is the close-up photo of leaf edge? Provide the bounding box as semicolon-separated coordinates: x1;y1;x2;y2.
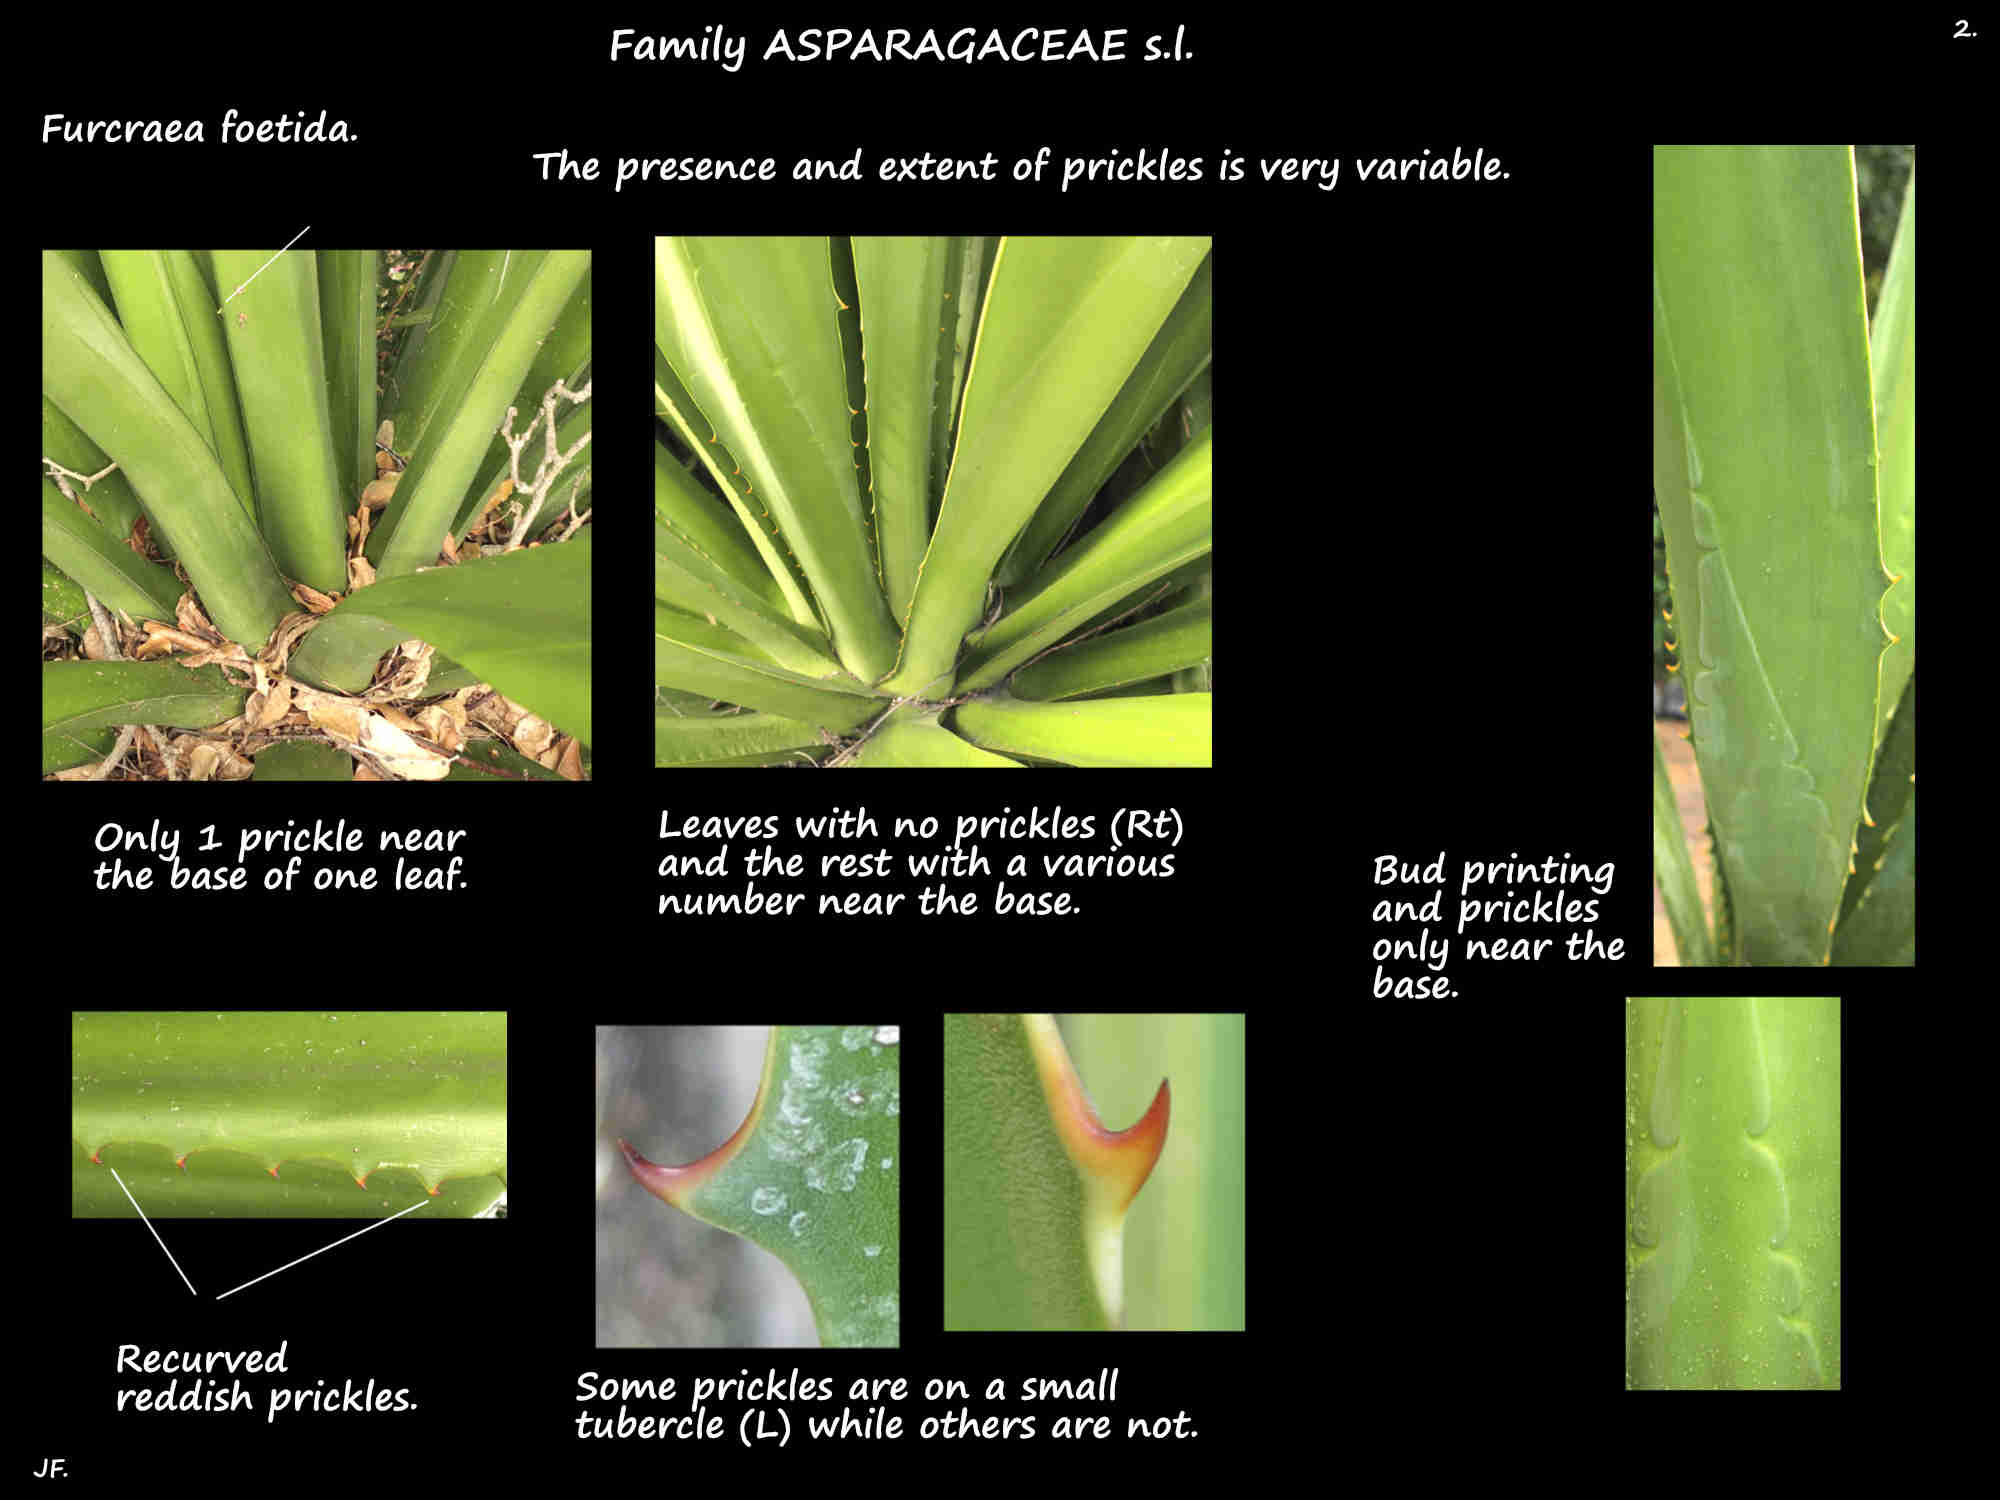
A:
656;235;1212;767
610;1023;901;1349
1626;996;1839;1390
72;1010;507;1220
942;1012;1178;1333
42;248;592;782
1651;146;1912;965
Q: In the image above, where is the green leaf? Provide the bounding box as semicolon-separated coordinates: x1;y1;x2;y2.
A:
1869;175;1914;751
960;429;1213;691
42;396;158;555
655;237;902;682
655;603;878;733
74;1011;506;1219
655;347;818;627
883;236;1212;698
655;708;835;767
1832;673;1914;965
252;739;354;781
292;533;591;746
42;559;92;632
1010;600;1212;702
654;522;844;678
996;250;1214;588
1061;1014;1243;1331
851;237;954;623
1653;147;1885;965
840;707;1024;767
943;1014;1168;1331
43;659;246;748
317;249;380;504
371;251;591;579
454;268;592;535
620;1025;900;1348
212;248;351;592
98;250;257;517
654;440;786;610
41;476;184;626
1626;997;1839;1388
43;251;294;649
952;691;1212;768
457;398;592;542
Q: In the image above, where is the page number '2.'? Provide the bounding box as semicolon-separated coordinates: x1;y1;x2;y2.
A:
1953;18;1975;36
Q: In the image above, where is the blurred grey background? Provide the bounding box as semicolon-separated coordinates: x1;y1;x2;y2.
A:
595;1026;815;1347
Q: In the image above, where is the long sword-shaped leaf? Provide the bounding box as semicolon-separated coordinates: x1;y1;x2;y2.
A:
1652;146;1885;965
655;237;900;682
851;237;952;623
656;347;818;626
655;440;786;610
317;249;380;503
935;238;998;516
1626;996;1839;1388
50;249;113;306
952;692;1212;768
1010;600;1213;702
291;534;591;745
656;709;832;767
372;251;591;579
42;397;156;552
211;248;350;593
98;250;256;516
995;251;1214;588
655;523;843;677
656;604;879;732
43;660;246;748
41;476;184;624
883;236;1211;698
460;272;592;540
1869;174;1914;751
378;250;496;455
959;428;1213;691
43;252;293;649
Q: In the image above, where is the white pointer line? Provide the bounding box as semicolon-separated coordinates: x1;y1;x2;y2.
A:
107;1166;198;1297
215;1197;432;1301
216;227;311;312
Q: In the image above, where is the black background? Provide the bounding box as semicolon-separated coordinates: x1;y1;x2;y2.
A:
24;13;1981;1480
